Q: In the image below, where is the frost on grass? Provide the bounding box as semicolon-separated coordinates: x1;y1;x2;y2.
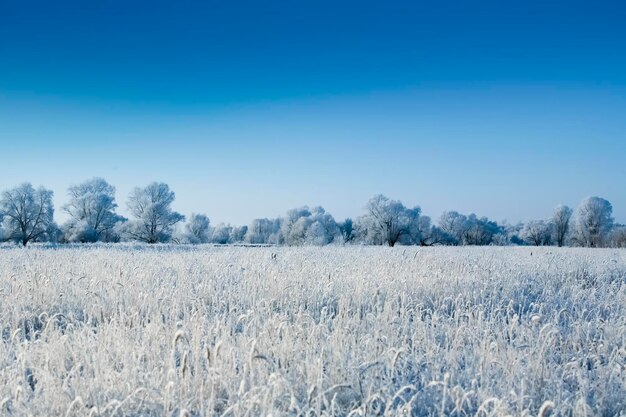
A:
0;245;625;417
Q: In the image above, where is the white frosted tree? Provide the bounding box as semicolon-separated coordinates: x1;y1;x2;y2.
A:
244;218;282;244
338;218;355;243
311;207;340;244
438;211;467;245
521;220;553;246
305;221;328;246
0;183;57;246
229;225;248;243
574;197;614;247
210;223;233;244
399;206;423;245
610;226;626;248
183;213;210;244
280;206;339;246
552;205;573;247
437;211;503;246
500;221;525;245
281;207;312;245
125;182;184;243
62;177;125;242
359;194;418;247
462;214;502;245
414;215;445;246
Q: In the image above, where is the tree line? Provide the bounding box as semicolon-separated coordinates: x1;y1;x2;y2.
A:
0;178;624;248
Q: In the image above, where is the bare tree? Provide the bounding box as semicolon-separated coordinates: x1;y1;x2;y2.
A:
0;183;56;246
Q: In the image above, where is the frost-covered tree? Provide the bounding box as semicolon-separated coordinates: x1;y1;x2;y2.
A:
338;218;355;243
413;216;446;246
244;218;282;244
573;197;614;248
280;206;339;246
210;223;233;244
437;211;502;246
281;207;313;246
62;178;125;242
397;207;422;245
552;205;573;247
101;222;125;243
462;214;502;245
353;216;373;245
499;221;525;246
397;209;446;246
125;182;184;243
521;220;553;246
305;221;328;246
183;213;211;244
610;225;626;248
358;195;420;247
438;211;468;245
229;225;248;243
0;183;57;246
308;209;341;245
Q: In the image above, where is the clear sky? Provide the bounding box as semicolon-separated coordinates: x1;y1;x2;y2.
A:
1;0;625;225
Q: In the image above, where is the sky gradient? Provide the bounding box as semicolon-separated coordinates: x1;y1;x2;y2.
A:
1;0;625;225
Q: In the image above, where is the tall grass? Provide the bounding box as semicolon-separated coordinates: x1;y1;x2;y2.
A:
0;245;624;416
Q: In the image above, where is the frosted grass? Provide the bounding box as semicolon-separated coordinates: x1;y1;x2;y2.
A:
0;245;625;416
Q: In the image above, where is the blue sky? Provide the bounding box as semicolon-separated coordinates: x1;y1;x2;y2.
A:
1;0;625;225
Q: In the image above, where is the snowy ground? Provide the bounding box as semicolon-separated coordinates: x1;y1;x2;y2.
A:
0;245;625;417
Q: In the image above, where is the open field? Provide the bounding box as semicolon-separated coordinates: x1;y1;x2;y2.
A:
0;245;625;417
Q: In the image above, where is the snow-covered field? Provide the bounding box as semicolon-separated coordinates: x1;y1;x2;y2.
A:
1;246;625;417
